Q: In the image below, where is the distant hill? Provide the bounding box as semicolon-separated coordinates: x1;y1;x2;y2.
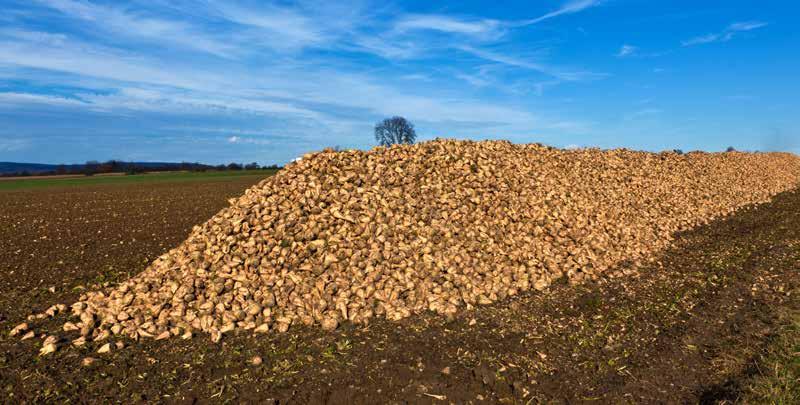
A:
0;161;211;175
0;162;79;174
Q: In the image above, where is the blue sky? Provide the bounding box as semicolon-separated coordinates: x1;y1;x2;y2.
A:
0;0;798;164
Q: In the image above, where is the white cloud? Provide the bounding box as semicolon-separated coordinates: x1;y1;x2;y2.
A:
208;2;327;50
33;0;378;57
0;137;30;152
682;20;768;47
0;91;87;107
531;80;564;96
682;34;721;46
227;135;271;145
458;46;605;81
617;44;637;57
0;35;217;90
0;0;604;152
379;0;602;55
0;33;552;135
297;71;541;126
34;0;238;58
349;0;602;63
394;14;503;39
400;74;431;81
77;87;320;118
456;72;490;87
516;0;602;26
2;29;68;46
348;36;422;59
728;21;769;31
13;1;605;90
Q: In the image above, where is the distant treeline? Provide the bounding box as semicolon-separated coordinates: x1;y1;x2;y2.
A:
0;160;282;177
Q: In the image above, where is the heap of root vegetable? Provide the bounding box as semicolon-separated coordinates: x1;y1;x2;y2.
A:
12;140;800;355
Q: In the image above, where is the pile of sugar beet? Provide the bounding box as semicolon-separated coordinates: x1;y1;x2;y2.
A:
11;140;800;353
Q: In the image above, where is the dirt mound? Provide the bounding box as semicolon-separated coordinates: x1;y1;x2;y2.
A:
17;140;800;346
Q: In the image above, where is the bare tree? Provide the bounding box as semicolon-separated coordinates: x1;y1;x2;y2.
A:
374;116;416;146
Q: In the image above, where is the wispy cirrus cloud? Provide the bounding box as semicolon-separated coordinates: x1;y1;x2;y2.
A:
392;0;602;39
616;44;637;57
458;45;606;82
392;1;606;82
76;87;321;118
0;30;220;89
682;20;768;46
455;72;491;87
359;0;603;63
203;0;368;51
33;0;239;58
389;0;603;50
394;14;503;39
0;0;607;162
515;0;603;26
227;135;272;145
0;28;551;133
347;35;422;59
30;0;368;57
0;91;88;107
0;137;30;152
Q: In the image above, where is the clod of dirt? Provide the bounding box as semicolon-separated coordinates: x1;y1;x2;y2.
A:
24;140;800;345
473;365;496;386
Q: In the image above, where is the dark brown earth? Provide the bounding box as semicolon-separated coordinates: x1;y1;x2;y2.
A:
1;177;799;404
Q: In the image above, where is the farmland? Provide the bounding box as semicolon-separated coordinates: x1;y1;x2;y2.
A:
0;169;277;191
1;157;799;403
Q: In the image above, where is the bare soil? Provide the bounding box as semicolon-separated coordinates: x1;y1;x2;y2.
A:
1;178;798;404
